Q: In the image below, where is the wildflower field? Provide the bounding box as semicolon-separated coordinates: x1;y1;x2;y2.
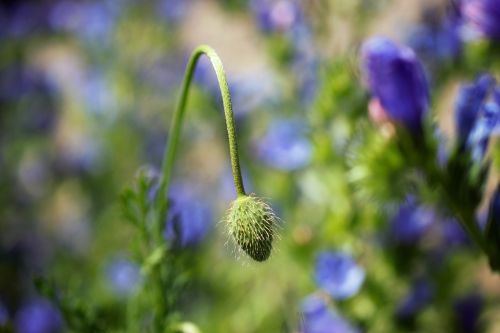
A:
1;0;500;332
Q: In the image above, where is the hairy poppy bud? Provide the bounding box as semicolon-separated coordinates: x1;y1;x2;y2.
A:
226;195;278;262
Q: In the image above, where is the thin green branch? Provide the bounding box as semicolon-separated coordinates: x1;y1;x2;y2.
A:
158;45;246;203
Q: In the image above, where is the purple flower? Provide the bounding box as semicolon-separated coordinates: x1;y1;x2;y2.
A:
15;298;63;333
486;184;500;267
361;37;429;133
455;74;496;144
220;167;253;201
314;251;365;300
256;118;312;170
396;278;433;320
390;197;435;244
0;66;58;133
157;0;191;24
164;184;212;248
467;97;500;160
50;1;120;45
462;0;500;40
454;293;483;333
0;301;8;326
105;257;142;297
440;218;470;247
301;295;359;333
406;9;462;64
249;0;301;33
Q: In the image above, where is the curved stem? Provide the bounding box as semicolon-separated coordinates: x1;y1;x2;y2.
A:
158;45;246;203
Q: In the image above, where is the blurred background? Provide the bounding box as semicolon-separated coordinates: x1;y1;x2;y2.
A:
1;0;500;332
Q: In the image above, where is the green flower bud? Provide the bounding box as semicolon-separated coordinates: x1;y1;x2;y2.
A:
226;195;278;262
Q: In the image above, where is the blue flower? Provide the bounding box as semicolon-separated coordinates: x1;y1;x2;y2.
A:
164;184;213;248
256;118;312;170
301;295;359;333
105;257;142;297
361;37;429;133
454;293;483;333
314;251;365;300
462;0;500;40
390;197;435;244
454;74;496;144
15;298;63;333
396;278;433;320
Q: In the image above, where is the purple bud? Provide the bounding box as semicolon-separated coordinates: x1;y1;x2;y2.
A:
462;0;500;40
314;251;365;300
467;100;500;160
455;74;496;144
361;37;429;133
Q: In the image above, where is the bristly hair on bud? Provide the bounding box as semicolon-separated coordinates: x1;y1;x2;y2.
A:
226;194;278;262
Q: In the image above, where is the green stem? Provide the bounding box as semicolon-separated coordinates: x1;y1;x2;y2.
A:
149;45;247;331
455;207;490;255
158;45;246;203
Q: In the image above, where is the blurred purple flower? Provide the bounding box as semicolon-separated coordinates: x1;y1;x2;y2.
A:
0;2;51;38
193;55;220;97
455;74;496;144
390;197;435;244
256;118;312;170
50;1;120;45
55;136;103;175
83;70;117;117
361;37;429;133
462;0;500;40
164;184;212;248
485;184;500;264
0;301;8;326
301;295;359;333
15;298;63;333
467;97;500;160
157;0;191;25
229;73;281;117
314;251;365;300
396;278;433;320
0;66;58;133
440;218;470;247
249;0;301;33
406;9;462;64
105;257;142;297
220;167;253;201
454;293;483;333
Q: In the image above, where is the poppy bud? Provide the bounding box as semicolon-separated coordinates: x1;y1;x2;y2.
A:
226;195;278;261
